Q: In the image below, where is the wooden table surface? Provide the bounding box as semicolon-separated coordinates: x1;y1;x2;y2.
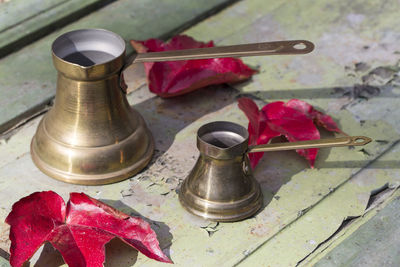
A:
0;0;399;266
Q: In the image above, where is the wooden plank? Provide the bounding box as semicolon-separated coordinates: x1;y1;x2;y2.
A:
0;0;236;133
0;0;114;58
0;0;399;265
236;139;400;266
0;73;397;266
136;0;400;265
314;196;400;267
0;0;65;31
0;257;9;267
0;82;391;266
0;60;398;267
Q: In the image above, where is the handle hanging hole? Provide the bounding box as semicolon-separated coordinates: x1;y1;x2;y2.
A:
350;136;372;146
354;137;367;144
293;42;307;50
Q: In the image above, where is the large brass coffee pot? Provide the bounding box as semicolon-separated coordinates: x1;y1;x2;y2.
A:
31;29;155;185
31;29;314;185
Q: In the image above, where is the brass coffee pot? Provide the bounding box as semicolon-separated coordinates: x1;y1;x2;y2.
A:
31;29;314;185
179;121;371;222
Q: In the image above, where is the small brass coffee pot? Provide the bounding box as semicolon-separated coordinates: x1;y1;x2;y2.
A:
31;29;315;185
179;121;371;221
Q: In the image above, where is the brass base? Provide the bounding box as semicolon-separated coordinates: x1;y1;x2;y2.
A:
179;178;262;222
31;111;154;185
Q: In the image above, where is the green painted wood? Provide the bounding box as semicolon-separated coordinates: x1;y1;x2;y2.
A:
0;0;114;58
0;0;65;31
0;0;399;265
314;197;400;267
0;0;236;133
0;257;9;267
236;140;400;266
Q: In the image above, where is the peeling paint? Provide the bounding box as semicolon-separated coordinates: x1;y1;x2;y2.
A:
1;0;400;266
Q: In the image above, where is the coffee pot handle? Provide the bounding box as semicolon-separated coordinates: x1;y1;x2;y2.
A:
118;72;128;93
247;136;372;153
118;53;138;93
132;40;314;63
118;40;314;93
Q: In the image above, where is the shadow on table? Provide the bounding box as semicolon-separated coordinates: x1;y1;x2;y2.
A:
33;243;64;267
33;238;140;267
248;127;340;210
132;84;239;161
239;85;399;100
310;160;400;169
250;134;399;214
99;199;173;266
104;239;138;267
131;83;398;217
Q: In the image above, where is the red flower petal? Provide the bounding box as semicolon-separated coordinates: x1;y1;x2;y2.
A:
238;98;279;168
5;191;65;267
130;35;257;97
48;224;112;267
285;99;342;133
261;101;320;168
67;193;170;263
237;97;261;141
5;191;171;267
238;98;343;168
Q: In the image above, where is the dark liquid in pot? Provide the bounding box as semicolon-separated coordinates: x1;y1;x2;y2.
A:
63;51;115;66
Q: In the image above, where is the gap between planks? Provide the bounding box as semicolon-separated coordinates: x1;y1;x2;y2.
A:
232;138;400;266
0;0;241;135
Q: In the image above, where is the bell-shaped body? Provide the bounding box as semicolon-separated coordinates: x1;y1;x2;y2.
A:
179;121;262;221
31;29;154;185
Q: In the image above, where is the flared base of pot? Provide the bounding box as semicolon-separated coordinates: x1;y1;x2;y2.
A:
30;114;154;185
31;139;153;185
179;178;263;222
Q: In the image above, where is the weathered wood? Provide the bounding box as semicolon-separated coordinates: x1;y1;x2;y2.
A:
0;256;9;267
1;0;65;31
0;66;398;267
314;196;400;267
0;0;236;133
183;0;400;264
236;140;400;266
0;0;114;58
0;0;400;266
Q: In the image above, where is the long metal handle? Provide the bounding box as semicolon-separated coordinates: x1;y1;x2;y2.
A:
132;40;314;63
120;40;314;92
248;136;372;153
